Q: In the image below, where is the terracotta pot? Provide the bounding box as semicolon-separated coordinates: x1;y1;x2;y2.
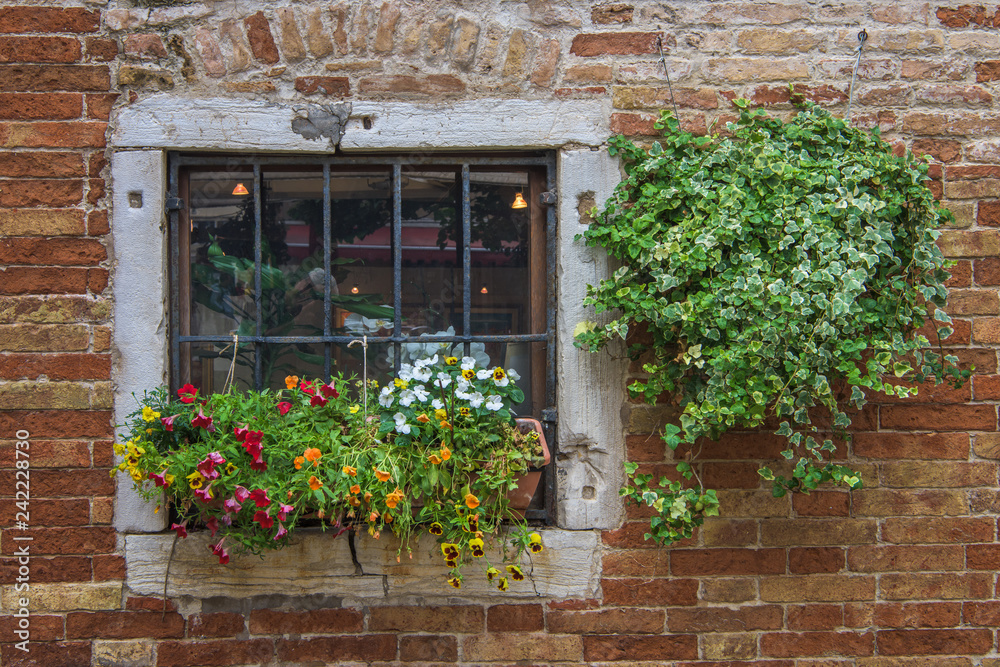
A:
507;417;551;509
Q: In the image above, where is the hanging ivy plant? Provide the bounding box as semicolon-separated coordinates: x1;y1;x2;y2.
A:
576;101;969;544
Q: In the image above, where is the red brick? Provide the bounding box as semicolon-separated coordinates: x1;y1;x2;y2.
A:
0;121;107;147
0;439;92;467
548;608;664;634
874;601;961;628
787;604;843;631
88;152;106;177
964;600;1000;625
877;628;992;655
880;404;996;431
789;547;845;574
0;36;80;64
602;578;698;606
571;32;660;56
671;548;784;576
86;93;117;121
244;11;280;64
188;612;246;637
0;614;64;640
936;6;1000;27
748;83;847;107
358;74;465;97
882;517;995;544
276;636;396;662
87;267;108;293
87;209;108;235
85;37;117;62
66;611;184;639
976;258;1000;286
0;353;109;380
1;526;114;556
554;86;608;98
666;605;783;632
848;545;964;572
967;543;1000;569
601;549;670;576
912;138;962;162
399;635;457;662
700;461;761;489
86;178;104;205
583;634;697;662
0;468;113;497
487;604;544;632
852;432;969;460
979;200;1000;227
976;60;1000;83
603;521;671;548
0;497;89;526
0;410;111;438
368;605;483;633
626;434;666;461
92;553;124;580
0;150;83;176
610;111;659;136
126;596;177;612
0;237;105;265
0;642;90;667
0;267;94;294
294;76;350;96
0;7;100;34
248;608;363;634
761;631;874;657
0;555;90;583
0;179;81;207
0;65;108;91
793;491;850;516
123;34;167;59
157;640;274;667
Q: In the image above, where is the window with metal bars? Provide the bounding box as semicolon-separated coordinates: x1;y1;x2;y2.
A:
166;152;556;518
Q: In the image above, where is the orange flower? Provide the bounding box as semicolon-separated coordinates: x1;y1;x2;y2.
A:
348;495;361;507
369;510;380;522
440;445;451;461
439;420;451;429
342;465;357;477
464;493;480;509
374;467;391;482
308;475;322;490
364;491;373;503
385;487;404;509
350;484;361;495
416;413;430;423
304;448;322;465
294;456;305;470
285;375;299;390
428;453;443;465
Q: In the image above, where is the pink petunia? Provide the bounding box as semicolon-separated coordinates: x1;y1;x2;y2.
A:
249;488;270;507
274;523;288;541
197;452;226;480
278;402;292;415
233;485;251;503
253;510;274;529
170;522;188;539
191;407;215;432
223;497;243;513
320;381;340;399
194;487;213;503
276;503;295;521
210;540;229;565
206;515;219;537
178;383;197;404
148;470;171;488
160;414;178;432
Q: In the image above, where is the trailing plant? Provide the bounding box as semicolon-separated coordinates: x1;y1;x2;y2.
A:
576;102;969;544
117;355;546;590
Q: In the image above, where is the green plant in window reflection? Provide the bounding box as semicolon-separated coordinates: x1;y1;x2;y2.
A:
431;184;530;264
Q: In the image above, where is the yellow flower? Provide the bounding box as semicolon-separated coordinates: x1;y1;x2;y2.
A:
447;576;462;589
285;375;299;389
141;406;160;422
394;378;408;389
129;468;144;482
458;407;470;417
506;564;525;581
493;367;506;382
464;493;480;509
349;405;360;414
469;537;485;557
445;356;458;365
186;471;205;490
462;369;476;380
429;522;444;535
497;576;509;591
113;443;127;456
529;532;543;553
164;473;175;486
486;566;499;582
225;463;236;475
434;408;447;420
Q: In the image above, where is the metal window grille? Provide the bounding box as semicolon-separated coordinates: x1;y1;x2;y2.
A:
166;152;557;521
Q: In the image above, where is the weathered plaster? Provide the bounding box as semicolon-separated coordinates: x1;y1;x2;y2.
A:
111;150;169;533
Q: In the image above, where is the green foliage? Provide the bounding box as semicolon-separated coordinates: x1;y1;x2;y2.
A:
118;356;546;591
578;103;969;544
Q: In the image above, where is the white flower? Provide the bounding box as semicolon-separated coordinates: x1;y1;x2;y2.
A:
399;389;416;407
397;363;414;382
455;390;472;401
484;395;503;411
412;366;432;383
492;369;509;388
434;372;451;389
507;368;521;381
431;398;444;410
412;385;430;403
344;311;392;334
468;392;485;409
455;377;471;393
393;412;411;435
378;386;394;408
476;369;492;380
461;356;478;370
414;354;438;368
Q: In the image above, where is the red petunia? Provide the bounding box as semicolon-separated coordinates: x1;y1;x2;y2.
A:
249;488;270;507
310;394;328;408
191;407;215;432
300;380;316;396
253;510;274;529
170;522;188;539
320;381;340;399
178;383;198;404
160;414;178;431
278;402;292;415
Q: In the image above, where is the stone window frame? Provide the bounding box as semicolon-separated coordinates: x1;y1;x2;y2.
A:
110;96;626;600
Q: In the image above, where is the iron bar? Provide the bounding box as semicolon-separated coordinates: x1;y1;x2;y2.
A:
323;163;332;378
392;163;402;374
461;163;471;358
179;333;549;344
168;153;181;393
253;162;263;389
172;155;550;167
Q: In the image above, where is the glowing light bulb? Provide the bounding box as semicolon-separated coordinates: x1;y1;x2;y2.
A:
511;192;527;209
351;284;359;294
232;183;249;195
480;283;488;294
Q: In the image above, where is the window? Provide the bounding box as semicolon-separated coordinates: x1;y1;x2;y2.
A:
167;152;555;518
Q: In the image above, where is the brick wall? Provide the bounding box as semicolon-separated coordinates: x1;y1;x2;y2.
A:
4;1;1000;665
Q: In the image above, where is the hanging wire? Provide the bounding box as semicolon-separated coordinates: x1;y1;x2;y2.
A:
221;332;239;394
347;334;369;419
845;29;869;124
656;35;680;122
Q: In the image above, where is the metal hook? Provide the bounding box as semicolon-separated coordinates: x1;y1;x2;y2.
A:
656;35;680;123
